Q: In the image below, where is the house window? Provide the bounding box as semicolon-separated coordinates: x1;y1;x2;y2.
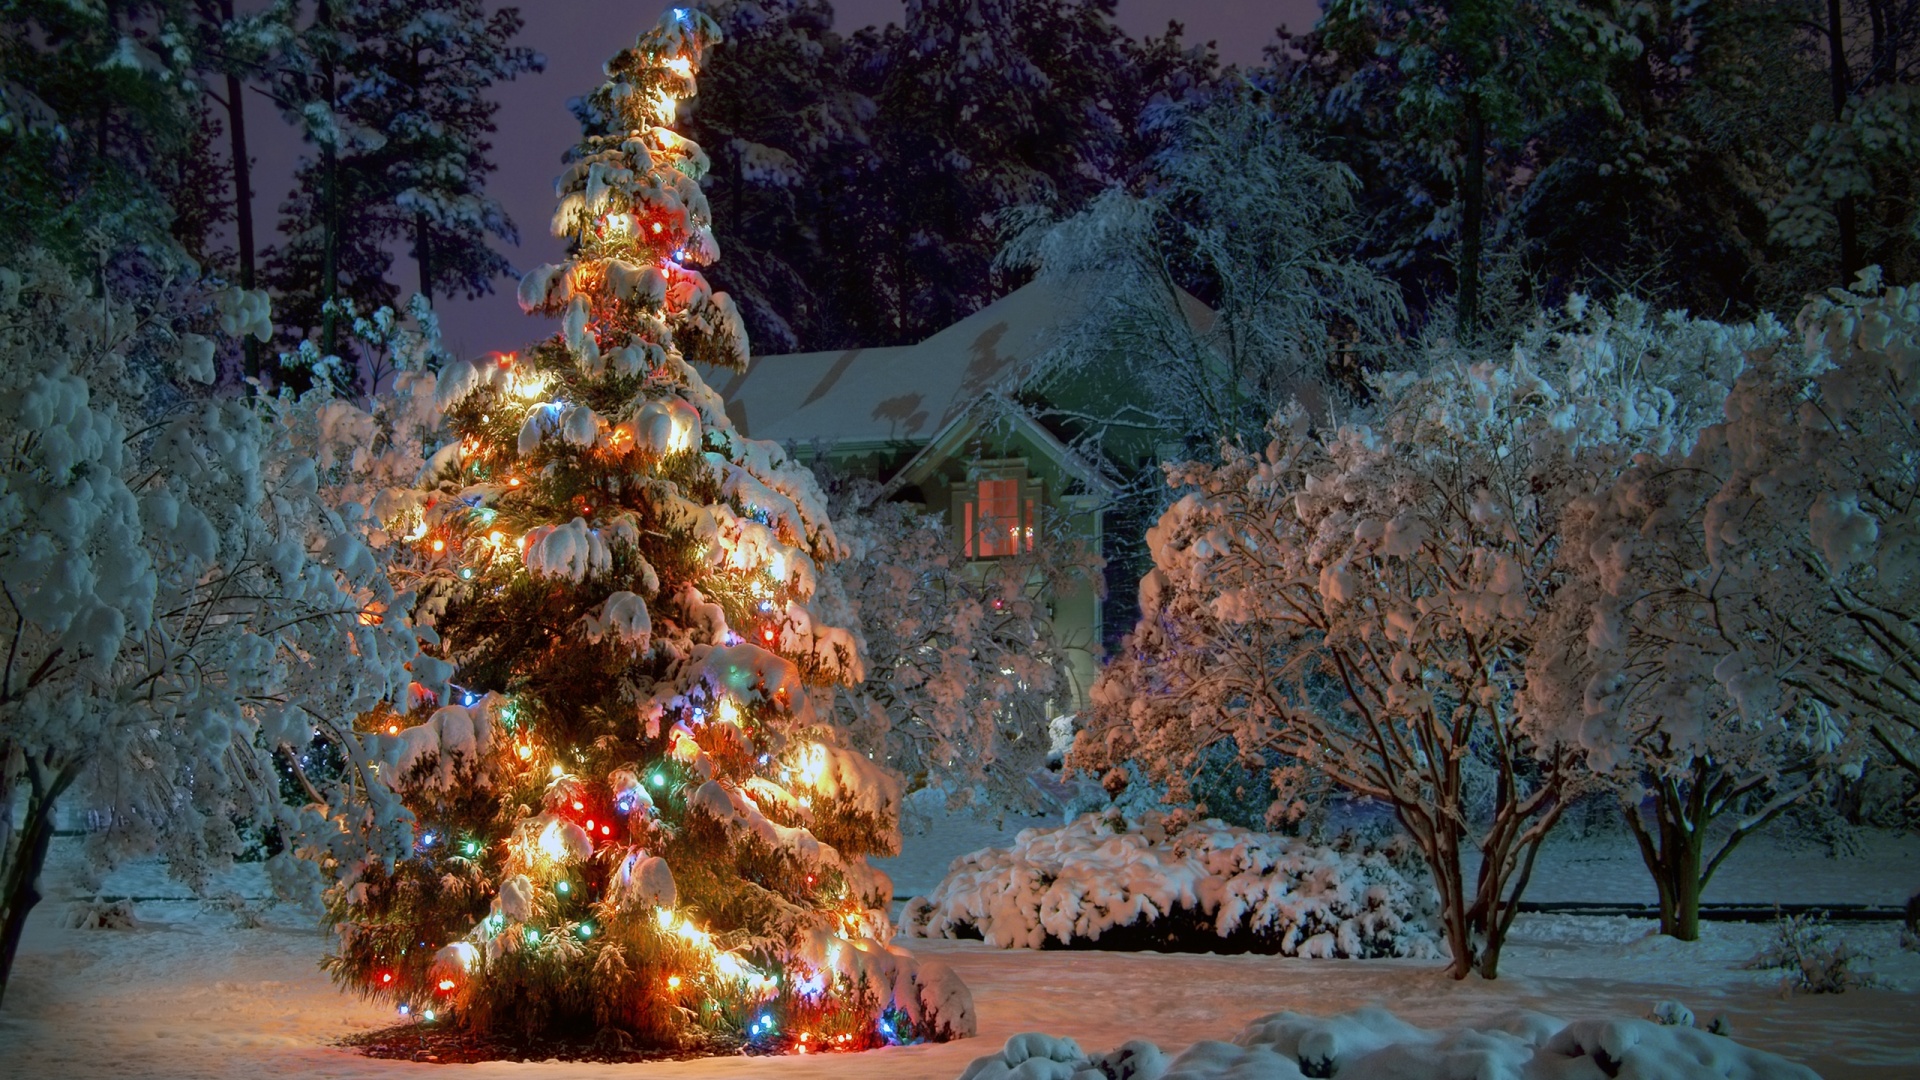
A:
960;465;1039;559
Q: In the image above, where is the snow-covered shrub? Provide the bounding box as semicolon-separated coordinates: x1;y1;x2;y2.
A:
1081;295;1759;977
0;249;421;1000
904;812;1438;958
60;899;137;931
1745;914;1878;995
954;1006;1822;1080
1525;276;1920;940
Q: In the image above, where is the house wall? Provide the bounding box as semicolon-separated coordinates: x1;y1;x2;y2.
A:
796;427;1105;716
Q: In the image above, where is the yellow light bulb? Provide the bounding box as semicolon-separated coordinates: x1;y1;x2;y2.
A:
666;56;692;77
537;819;569;863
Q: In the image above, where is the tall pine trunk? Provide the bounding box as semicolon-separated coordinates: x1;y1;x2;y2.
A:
1457;92;1486;337
0;757;77;1008
1826;0;1861;281
414;210;434;306
317;0;341;361
219;0;260;376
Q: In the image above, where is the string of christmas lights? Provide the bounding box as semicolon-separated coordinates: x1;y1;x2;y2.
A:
319;7;973;1054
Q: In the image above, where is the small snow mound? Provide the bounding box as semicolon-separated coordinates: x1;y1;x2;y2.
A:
61;898;137;930
957;1007;1823;1080
905;812;1438;958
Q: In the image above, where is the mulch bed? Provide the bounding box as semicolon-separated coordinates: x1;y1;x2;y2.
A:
343;1023;748;1064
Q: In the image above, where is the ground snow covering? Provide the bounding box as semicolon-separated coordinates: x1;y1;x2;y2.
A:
904;813;1438;957
957;1006;1820;1080
2;819;1917;1079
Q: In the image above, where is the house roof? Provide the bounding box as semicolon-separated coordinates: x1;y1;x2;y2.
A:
704;275;1212;447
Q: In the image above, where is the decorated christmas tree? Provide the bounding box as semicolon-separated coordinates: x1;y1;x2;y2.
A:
320;9;974;1053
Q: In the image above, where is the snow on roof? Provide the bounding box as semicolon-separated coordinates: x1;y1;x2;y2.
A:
704;276;1211;447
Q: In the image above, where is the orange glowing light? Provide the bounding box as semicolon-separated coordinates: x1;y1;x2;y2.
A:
762;627;776;642
489;531;505;546
508;478;522;488
437;979;455;991
431;539;446;552
517;744;533;761
387;724;400;735
667;975;681;990
651;221;664;234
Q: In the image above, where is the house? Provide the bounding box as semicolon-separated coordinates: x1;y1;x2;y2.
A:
704;276;1216;708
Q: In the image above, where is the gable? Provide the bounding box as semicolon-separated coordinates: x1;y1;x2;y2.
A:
705;275;1211;448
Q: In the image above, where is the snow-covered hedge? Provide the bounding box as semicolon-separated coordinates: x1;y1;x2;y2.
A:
955;1006;1820;1080
903;813;1439;958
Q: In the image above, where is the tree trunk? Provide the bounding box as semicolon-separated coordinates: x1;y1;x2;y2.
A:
415;210;434;306
1405;812;1476;979
1457;91;1486;337
219;0;260;377
1470;775;1560;979
1826;0;1861;281
0;758;76;1008
318;0;342;361
1624;764;1710;942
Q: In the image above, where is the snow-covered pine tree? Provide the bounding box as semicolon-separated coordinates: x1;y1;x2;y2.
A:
342;0;543;305
320;9;974;1052
262;0;540;369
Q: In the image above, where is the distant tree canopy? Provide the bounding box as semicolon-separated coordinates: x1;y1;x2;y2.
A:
684;0;1914;357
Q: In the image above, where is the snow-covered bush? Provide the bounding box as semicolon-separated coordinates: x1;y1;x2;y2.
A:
60;899;137;931
0;250;422;1002
818;491;1102;816
955;1006;1821;1080
904;812;1438;959
1523;276;1920;939
1745;914;1878;995
1080;296;1756;977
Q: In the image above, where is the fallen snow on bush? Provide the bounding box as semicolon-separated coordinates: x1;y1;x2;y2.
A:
954;1005;1821;1080
904;813;1439;958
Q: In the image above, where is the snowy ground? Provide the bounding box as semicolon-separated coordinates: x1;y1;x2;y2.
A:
2;815;1917;1080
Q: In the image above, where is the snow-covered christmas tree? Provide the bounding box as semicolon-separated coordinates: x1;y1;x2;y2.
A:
320;8;973;1052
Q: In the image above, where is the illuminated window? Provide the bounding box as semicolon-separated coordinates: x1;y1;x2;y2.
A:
959;466;1039;559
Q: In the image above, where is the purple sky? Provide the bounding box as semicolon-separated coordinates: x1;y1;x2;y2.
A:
249;1;1319;358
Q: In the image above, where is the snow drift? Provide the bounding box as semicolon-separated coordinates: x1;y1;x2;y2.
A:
953;1005;1822;1080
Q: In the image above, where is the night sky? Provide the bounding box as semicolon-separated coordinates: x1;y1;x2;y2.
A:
244;1;1320;358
